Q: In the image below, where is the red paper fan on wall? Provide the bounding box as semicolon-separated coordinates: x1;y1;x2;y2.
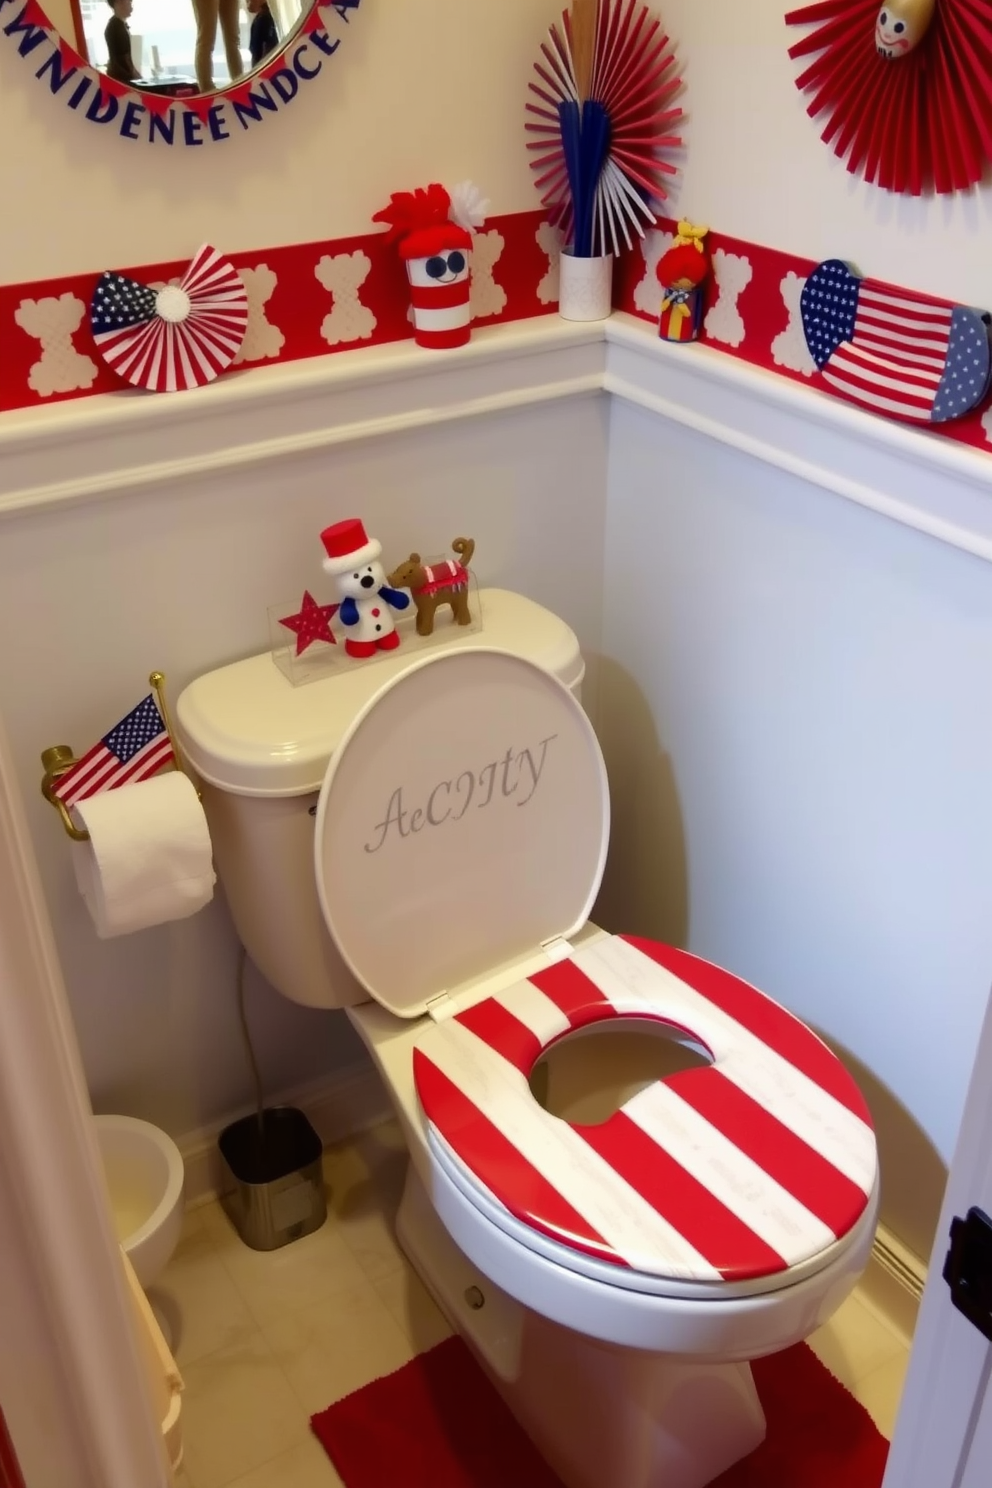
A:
786;0;992;194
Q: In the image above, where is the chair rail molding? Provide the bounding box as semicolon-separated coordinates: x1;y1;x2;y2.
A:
2;313;992;566
604;317;992;567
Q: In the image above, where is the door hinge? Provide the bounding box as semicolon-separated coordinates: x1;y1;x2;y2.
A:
943;1206;992;1343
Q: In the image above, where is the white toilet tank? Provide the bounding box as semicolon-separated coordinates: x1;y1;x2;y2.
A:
176;589;586;1009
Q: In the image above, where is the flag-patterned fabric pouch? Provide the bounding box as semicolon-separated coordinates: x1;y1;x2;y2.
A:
800;259;992;426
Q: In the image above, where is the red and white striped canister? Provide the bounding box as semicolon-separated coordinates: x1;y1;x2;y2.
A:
405;248;473;350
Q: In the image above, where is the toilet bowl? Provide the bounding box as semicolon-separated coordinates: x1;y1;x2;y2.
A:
93;1115;185;1290
176;589;879;1488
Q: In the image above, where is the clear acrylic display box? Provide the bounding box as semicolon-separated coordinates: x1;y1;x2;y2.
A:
268;567;483;687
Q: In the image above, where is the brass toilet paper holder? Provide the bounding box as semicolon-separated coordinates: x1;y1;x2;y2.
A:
40;672;193;843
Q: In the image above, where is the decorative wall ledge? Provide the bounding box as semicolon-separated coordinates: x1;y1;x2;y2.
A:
2;309;992;568
605;316;992;567
0;317;605;517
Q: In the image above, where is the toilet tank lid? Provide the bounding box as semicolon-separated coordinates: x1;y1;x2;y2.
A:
175;589;586;797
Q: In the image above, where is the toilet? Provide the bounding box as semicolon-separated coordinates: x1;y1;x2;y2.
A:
176;589;878;1488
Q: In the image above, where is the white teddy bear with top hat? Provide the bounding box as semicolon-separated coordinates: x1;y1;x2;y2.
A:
320;518;411;659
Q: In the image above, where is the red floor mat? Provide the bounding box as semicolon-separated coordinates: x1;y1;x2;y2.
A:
311;1334;890;1488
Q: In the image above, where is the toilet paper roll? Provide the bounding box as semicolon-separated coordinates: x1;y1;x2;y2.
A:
72;772;216;939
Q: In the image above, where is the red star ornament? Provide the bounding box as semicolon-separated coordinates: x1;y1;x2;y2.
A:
279;591;338;654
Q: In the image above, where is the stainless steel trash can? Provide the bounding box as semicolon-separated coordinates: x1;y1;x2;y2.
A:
217;1107;326;1251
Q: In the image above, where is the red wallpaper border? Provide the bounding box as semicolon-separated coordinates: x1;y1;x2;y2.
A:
0;208;555;415
614;221;992;458
3;209;990;462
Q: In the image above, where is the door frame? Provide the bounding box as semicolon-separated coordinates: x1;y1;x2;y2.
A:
0;712;168;1488
882;981;992;1485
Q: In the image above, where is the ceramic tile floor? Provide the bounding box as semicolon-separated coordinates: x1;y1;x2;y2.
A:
159;1120;911;1488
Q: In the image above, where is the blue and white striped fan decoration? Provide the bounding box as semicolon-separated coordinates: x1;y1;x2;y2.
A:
526;0;683;257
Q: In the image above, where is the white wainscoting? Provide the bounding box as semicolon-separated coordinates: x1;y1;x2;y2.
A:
605;318;992;567
4;309;985;1218
3;313;991;564
0;318;605;518
0;307;959;1357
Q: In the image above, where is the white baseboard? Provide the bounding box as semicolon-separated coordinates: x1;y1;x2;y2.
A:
862;1223;927;1345
179;1060;393;1208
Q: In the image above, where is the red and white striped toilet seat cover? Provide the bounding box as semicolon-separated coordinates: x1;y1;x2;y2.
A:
413;935;877;1285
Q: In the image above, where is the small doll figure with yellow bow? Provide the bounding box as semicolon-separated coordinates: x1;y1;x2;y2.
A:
656;222;710;343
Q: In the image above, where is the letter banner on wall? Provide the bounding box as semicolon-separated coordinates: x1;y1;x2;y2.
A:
0;0;359;145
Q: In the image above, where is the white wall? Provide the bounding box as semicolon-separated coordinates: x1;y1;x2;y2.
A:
0;0;603;1139
0;394;609;1137
0;0;564;282
663;0;992;306
7;0;990;298
600;398;992;1210
592;0;992;1255
0;1141;103;1488
5;0;992;1249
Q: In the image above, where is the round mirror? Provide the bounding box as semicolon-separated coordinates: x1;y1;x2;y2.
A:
79;0;310;95
4;0;360;144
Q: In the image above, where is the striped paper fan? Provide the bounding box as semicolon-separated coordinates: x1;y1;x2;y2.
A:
527;0;683;256
90;244;249;393
786;0;992;194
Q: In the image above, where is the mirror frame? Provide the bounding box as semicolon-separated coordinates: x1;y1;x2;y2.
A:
1;0;360;145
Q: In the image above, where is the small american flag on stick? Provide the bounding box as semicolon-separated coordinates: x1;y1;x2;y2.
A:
52;694;175;808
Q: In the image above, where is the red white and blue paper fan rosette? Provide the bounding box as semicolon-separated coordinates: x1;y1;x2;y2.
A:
89;244;248;393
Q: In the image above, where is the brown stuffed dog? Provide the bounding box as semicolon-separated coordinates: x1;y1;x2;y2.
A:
387;537;475;637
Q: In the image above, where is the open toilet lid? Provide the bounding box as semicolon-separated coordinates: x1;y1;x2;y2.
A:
313;648;610;1019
